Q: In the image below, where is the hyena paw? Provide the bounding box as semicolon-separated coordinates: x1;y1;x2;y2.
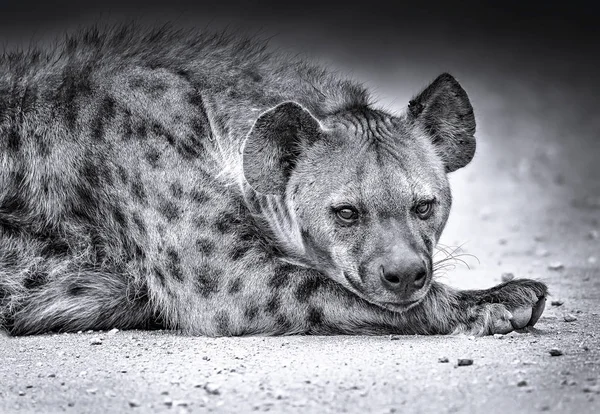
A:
460;279;548;335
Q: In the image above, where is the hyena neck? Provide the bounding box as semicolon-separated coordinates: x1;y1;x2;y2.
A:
240;181;313;268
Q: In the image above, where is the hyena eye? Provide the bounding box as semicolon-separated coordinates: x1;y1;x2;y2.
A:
335;206;359;225
415;200;434;220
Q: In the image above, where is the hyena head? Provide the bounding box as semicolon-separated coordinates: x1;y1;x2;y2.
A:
242;73;476;311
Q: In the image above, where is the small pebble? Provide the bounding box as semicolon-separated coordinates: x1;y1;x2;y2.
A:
389;335;401;341
493;334;505;339
128;400;141;408
563;314;578;322
551;300;564;307
107;328;119;335
588;256;597;265
457;359;473;366
501;272;515;282
438;357;449;363
517;380;528;387
587;230;599;240
204;383;221;395
549;348;563;356
548;262;564;271
90;338;103;346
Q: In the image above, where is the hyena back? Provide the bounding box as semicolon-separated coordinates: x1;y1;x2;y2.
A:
0;26;547;336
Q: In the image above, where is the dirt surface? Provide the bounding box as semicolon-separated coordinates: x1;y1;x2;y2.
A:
1;4;599;413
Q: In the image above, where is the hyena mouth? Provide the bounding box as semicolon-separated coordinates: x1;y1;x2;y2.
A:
342;271;430;312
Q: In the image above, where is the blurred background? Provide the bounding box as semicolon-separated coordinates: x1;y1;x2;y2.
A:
1;0;598;288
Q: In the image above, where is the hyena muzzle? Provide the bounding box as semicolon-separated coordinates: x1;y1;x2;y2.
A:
0;25;547;336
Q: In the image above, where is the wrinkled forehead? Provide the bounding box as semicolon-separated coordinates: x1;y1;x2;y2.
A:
323;112;448;207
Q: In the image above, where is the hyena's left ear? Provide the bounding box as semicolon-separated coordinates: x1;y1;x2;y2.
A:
243;101;322;195
408;73;476;172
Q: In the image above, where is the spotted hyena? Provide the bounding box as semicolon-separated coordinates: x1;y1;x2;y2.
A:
0;25;547;336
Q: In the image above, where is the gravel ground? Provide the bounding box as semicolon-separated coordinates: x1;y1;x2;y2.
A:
1;4;599;413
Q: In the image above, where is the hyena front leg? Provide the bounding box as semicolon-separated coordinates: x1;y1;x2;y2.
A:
304;278;548;336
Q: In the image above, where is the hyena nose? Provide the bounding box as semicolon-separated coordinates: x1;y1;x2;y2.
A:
380;260;428;294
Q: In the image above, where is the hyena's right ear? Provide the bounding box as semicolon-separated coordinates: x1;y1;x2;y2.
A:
242;101;322;195
408;73;476;173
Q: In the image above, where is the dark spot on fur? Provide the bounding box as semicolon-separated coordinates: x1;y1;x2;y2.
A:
136;123;147;139
229;242;253;261
40;237;70;257
146;81;168;97
188;92;204;108
158;198;181;222
245;69;263;83
132;243;145;260
276;314;292;332
57;64;93;129
144;146;161;168
228;278;243;294
166;247;184;282
265;295;280;315
244;305;259;321
214;310;231;335
169;182;184;199
192;216;208;228
307;307;324;327
67;283;89;296
152;123;176;146
91;96;116;141
214;211;242;233
176;69;191;81
189;188;210;204
195;238;215;255
295;274;324;303
80;160;101;188
195;262;220;298
122;110;134;140
23;271;49;290
128;76;145;89
268;264;295;290
131;174;147;204
112;205;128;228
190;118;206;139
7;128;20;152
176;141;201;160
116;165;129;184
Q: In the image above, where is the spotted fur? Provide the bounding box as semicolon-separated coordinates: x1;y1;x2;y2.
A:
0;24;547;336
